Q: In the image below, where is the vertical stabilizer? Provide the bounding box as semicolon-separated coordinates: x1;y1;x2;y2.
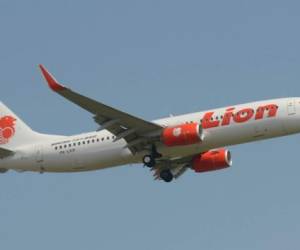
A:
0;102;41;148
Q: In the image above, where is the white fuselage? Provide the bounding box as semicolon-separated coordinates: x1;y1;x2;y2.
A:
2;97;300;173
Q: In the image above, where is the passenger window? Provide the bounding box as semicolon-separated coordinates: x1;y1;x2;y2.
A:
78;142;81;146
83;141;85;145
64;145;67;148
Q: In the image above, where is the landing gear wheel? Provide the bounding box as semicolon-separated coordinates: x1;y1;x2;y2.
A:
160;169;174;183
143;155;156;168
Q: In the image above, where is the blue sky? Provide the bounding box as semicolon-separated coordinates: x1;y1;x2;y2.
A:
0;0;300;249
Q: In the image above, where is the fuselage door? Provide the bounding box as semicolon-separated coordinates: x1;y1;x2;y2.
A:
35;145;44;171
287;99;296;116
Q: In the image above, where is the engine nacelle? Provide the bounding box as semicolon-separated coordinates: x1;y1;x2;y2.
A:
192;149;232;173
161;123;204;147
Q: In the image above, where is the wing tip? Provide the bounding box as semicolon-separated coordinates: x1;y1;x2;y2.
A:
39;64;66;92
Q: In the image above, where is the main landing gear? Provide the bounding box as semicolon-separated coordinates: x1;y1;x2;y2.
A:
159;169;173;183
142;145;174;183
142;144;162;168
143;154;156;168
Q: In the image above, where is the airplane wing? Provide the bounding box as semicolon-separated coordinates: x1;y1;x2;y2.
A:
39;65;163;153
0;147;14;159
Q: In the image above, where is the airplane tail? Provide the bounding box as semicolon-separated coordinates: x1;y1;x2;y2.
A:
0;102;44;149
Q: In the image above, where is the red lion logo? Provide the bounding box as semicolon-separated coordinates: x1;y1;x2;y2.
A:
0;116;16;144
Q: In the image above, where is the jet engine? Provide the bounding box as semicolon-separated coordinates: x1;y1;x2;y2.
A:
161;123;204;147
192;149;232;173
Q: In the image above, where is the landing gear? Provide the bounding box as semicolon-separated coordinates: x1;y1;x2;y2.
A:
143;145;173;182
160;169;174;183
143;154;156;168
143;144;162;168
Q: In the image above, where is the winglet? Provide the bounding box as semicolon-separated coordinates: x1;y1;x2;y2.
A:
39;64;66;92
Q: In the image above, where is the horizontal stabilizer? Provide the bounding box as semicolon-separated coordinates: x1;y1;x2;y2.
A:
0;147;14;159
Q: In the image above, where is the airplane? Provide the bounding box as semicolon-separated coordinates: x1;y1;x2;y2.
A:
0;65;299;182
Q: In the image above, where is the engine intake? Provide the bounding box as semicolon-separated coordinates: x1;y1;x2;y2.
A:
192;149;232;173
161;123;204;147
